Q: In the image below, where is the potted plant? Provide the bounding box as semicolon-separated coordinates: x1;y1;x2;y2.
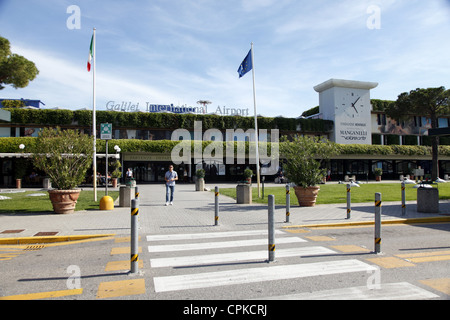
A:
30;127;94;214
110;159;122;188
14;159;28;189
195;168;205;191
374;168;383;181
280;135;337;207
243;168;253;184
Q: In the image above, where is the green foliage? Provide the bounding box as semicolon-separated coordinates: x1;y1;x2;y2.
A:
301;106;320;117
111;160;122;179
5;108;333;133
30;127;94;190
0;36;39;90
1;100;25;108
243;168;253;178
6;108;74;125
14;158;28;179
374;168;383;176
195;169;205;178
6;137;450;160
280;136;338;188
371;99;395;112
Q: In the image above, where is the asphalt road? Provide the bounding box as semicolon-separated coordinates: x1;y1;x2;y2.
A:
1;222;449;305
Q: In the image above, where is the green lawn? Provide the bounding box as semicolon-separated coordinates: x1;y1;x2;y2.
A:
0;190;119;214
219;183;450;206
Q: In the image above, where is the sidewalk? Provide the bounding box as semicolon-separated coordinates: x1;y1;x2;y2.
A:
1;183;450;240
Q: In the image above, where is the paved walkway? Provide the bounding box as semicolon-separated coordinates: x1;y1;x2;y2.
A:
1;182;449;239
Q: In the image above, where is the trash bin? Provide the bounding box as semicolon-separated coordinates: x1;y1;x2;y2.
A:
417;187;439;213
119;186;135;207
236;183;252;204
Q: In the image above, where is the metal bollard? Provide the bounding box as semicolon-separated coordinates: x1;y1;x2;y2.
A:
401;181;406;216
130;199;139;273
346;184;351;219
285;184;290;223
268;195;275;262
374;193;382;254
215;186;219;226
135;186;140;227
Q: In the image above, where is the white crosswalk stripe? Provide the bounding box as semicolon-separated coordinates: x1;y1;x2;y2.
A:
150;246;336;268
148;236;305;253
146;229;439;299
146;229;285;242
258;282;439;300
153;259;376;293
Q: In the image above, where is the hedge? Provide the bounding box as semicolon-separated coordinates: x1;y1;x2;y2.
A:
3;137;450;157
4;108;333;133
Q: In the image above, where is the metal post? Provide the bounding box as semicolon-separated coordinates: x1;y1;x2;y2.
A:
285;184;290;223
130;199;139;273
375;193;382;254
135;186;139;199
346;184;351;219
105;140;108;196
401;181;406;216
268;195;275;262
215;186;219;226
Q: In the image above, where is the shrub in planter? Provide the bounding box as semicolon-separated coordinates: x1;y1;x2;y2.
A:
243;168;253;184
195;169;205;191
280;135;337;206
30;127;94;213
374;168;383;181
110;159;122;187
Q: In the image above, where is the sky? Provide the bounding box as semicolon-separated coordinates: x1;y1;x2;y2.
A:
1;0;450;118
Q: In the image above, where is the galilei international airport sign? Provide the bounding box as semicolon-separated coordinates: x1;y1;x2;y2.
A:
105;101;250;116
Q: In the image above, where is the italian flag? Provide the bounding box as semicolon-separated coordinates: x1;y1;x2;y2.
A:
87;35;93;72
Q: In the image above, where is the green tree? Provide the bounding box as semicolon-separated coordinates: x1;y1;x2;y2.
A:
386;87;450;180
31;127;94;190
280;135;338;187
0;36;39;90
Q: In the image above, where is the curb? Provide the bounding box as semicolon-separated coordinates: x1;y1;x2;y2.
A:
0;234;116;245
282;216;450;229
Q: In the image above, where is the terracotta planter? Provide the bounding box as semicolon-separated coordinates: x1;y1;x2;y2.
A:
48;189;81;214
111;178;118;188
16;179;22;189
376;176;382;181
294;186;320;207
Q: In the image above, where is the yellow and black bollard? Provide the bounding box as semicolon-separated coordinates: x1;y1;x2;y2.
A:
268;195;275;262
374;193;382;254
130;199;139;274
346;184;351;219
285;185;290;223
401;181;406;216
215;186;219;226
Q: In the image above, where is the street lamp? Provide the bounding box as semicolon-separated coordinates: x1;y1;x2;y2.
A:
114;145;122;183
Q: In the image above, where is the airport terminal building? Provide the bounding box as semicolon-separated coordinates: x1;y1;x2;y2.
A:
1;79;450;187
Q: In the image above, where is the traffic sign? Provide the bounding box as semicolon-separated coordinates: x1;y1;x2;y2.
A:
100;123;112;140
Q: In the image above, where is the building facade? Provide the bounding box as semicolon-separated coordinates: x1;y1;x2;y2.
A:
1;79;450;187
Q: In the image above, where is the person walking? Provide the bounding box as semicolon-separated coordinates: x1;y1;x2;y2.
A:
165;165;178;206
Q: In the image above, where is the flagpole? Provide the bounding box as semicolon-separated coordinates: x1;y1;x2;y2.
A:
92;28;97;201
250;42;261;198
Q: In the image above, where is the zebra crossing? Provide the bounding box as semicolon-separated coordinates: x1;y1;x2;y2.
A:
145;229;440;299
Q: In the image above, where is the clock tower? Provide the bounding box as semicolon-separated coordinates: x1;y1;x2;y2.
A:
314;79;378;145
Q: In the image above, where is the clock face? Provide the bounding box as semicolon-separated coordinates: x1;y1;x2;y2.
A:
336;92;364;118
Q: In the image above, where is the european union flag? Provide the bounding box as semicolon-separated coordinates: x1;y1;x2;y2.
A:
237;49;252;78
